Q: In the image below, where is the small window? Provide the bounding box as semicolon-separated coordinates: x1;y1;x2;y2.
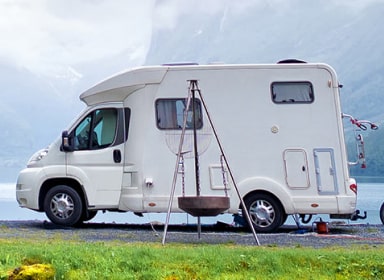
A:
271;82;314;104
156;98;203;130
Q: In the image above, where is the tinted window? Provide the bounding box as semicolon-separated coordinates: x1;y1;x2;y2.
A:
74;108;118;150
156;99;203;130
271;82;314;104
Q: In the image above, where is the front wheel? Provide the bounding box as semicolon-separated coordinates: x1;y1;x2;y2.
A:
242;193;285;233
44;185;83;226
380;202;384;225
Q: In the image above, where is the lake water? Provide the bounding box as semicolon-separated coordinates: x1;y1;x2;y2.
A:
1;182;383;225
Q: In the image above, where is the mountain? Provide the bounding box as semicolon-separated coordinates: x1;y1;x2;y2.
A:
145;1;384;178
1;1;384;181
0;50;144;181
0;63;79;181
146;1;384;122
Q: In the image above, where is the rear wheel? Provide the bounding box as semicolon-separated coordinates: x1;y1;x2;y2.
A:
243;193;285;233
380;202;384;225
44;185;83;226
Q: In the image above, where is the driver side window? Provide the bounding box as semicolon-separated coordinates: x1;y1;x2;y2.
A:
73;108;118;150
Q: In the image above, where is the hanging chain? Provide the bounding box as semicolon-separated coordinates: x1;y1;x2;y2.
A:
220;155;228;196
179;154;186;196
190;80;201;196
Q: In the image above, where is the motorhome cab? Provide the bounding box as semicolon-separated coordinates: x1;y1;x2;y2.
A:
16;61;359;232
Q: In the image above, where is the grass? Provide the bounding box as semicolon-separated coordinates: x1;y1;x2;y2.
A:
1;238;384;279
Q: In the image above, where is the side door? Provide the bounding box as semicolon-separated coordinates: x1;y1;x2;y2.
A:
66;105;126;207
283;149;310;189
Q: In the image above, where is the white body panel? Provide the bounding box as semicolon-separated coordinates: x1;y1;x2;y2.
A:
16;63;356;227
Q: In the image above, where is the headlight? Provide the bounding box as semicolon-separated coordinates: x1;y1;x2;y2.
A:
28;149;49;165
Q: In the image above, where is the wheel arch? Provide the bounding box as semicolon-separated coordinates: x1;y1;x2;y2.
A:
39;178;88;212
236;176;295;214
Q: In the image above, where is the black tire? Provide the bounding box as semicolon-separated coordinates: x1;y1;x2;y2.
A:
380;202;384;225
44;185;83;226
242;193;285;233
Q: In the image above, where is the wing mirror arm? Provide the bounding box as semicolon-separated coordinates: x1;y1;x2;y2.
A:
61;130;74;152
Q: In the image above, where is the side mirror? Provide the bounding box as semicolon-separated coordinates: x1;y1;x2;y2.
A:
61;130;73;152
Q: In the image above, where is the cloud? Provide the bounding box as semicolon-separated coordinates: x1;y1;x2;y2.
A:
152;0;231;30
1;0;383;79
0;0;154;78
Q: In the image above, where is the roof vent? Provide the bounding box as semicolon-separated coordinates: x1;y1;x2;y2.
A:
277;59;307;64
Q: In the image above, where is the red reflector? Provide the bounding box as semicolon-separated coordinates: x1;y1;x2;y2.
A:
350;183;357;194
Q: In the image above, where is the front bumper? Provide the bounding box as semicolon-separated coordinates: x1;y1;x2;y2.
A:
16;167;45;210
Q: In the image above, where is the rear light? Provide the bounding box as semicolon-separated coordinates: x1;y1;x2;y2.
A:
350;183;357;194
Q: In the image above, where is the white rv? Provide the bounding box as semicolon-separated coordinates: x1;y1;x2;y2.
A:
16;61;360;232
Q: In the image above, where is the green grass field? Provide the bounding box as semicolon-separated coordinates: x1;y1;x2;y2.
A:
1;237;384;279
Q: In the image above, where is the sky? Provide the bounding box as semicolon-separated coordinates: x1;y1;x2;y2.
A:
0;0;236;77
0;0;154;79
1;0;383;81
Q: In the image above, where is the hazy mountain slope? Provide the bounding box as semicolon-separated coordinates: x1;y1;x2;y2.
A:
0;63;76;181
1;1;383;181
145;1;384;177
0;49;144;181
146;1;384;122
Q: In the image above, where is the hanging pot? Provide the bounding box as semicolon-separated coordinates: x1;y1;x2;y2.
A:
178;196;230;217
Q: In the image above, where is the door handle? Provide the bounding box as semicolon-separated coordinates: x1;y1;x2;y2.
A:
113;149;122;163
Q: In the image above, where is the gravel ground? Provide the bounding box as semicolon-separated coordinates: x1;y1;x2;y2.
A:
1;220;384;248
